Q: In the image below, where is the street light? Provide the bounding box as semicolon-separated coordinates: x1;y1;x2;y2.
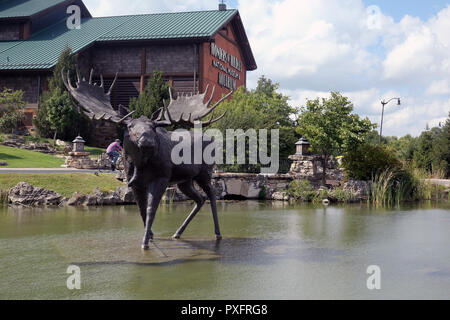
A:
379;97;401;144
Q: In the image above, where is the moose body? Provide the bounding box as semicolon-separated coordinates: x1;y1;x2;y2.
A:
63;69;231;249
123;117;220;249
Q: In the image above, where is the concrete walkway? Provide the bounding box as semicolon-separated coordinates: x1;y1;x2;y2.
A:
0;168;114;174
426;179;450;187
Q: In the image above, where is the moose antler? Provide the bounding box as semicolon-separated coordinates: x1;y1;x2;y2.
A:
155;85;232;128
62;68;133;123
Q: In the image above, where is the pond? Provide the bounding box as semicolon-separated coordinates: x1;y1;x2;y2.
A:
0;201;449;299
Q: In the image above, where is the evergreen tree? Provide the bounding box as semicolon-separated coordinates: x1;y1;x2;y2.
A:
129;71;171;118
33;46;92;142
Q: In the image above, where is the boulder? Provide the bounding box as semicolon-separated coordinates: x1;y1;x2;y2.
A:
67;192;88;206
8;182;63;206
0;161;7;166
116;186;135;203
271;191;290;201
343;180;369;200
55;139;67;147
93;188;120;206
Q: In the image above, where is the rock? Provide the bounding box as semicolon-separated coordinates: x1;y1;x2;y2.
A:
115;170;126;181
84;194;99;206
93;188;120;205
65;152;97;169
67;192;87;206
271;191;290;201
343;180;369;200
117;186;135;203
8;182;63;206
55;139;66;147
0;161;7;166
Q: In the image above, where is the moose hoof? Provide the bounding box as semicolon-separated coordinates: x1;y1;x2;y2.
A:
215;234;222;241
172;234;181;240
141;244;150;250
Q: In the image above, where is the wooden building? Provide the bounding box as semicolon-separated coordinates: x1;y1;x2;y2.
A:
0;0;256;144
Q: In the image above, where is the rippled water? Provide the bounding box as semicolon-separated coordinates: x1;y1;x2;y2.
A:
0;201;449;299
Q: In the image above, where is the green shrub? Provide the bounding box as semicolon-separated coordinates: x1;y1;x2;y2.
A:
342;144;402;181
329;187;353;203
287;179;317;201
0;89;26;134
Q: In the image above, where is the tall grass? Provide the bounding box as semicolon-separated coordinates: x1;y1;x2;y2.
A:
369;169;396;206
368;167;448;206
0;189;8;205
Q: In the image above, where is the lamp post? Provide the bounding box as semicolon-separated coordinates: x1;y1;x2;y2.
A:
379;97;401;144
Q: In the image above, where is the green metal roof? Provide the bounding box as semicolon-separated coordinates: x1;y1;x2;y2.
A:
0;0;67;18
99;10;237;41
0;9;239;70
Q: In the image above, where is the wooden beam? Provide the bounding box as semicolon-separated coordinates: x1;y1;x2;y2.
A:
140;48;147;94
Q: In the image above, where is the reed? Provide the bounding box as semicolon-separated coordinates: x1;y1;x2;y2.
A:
0;189;8;205
368;166;448;206
369;169;396;206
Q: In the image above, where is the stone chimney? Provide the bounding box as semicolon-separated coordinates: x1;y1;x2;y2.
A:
219;2;227;11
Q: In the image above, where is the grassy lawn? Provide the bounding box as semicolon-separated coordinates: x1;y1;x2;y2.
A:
0;145;65;168
85;145;106;158
0;173;123;197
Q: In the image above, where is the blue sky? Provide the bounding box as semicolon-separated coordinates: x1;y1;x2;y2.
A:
363;0;449;21
84;0;450;137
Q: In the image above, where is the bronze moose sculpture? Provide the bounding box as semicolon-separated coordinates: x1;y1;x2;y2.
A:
63;69;232;249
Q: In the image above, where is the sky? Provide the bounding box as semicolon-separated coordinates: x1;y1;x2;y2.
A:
82;0;450;137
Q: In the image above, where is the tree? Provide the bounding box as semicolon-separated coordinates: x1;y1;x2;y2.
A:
413;127;441;173
387;134;417;163
48;46;78;92
210;77;298;173
435;113;450;177
129;70;171;118
34;47;91;142
296;92;376;185
413;113;450;177
0;88;26;134
46;91;78;141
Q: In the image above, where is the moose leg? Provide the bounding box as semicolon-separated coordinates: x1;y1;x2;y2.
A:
172;180;205;239
132;186;147;226
142;179;168;250
198;181;222;240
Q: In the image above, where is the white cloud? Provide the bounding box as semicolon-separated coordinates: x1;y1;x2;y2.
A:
426;79;450;95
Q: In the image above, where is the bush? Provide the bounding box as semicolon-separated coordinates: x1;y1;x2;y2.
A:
287;179;318;202
0;89;26;134
342;144;402;181
329;187;353;203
